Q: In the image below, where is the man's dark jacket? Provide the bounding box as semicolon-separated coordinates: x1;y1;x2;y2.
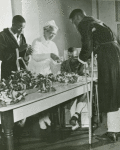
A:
0;28;26;79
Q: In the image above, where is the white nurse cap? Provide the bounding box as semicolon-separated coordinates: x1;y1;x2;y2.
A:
44;20;58;32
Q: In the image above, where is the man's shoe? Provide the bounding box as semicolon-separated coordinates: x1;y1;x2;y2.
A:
70;113;80;126
72;121;80;131
96;132;118;142
92;122;98;129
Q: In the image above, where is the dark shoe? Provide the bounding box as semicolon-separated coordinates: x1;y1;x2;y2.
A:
111;133;118;142
96;132;118;142
92;122;98;129
72;121;80;131
69;113;80;126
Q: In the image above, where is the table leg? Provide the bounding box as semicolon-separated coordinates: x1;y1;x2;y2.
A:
1;110;14;150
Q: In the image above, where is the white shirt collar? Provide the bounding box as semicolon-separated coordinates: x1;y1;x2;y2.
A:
9;28;21;45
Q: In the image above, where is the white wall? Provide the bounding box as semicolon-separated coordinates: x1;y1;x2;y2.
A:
11;0;22;15
0;0;12;31
11;0;92;56
92;0;98;18
22;0;40;45
92;0;117;37
99;0;116;35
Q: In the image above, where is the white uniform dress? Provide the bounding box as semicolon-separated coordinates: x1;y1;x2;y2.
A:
28;37;59;75
28;37;59;129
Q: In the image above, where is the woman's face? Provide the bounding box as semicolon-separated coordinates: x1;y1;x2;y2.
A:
44;29;57;41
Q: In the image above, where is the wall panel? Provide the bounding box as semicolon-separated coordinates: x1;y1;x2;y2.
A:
0;0;12;31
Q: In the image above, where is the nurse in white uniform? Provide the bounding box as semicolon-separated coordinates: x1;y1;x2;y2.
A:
28;20;61;129
28;20;60;75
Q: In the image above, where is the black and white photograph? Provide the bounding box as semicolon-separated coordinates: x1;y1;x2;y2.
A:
0;0;120;150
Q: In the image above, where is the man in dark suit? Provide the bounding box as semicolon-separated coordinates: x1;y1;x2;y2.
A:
0;15;32;79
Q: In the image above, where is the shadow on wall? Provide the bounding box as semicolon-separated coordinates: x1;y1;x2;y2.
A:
60;0;92;49
60;0;81;49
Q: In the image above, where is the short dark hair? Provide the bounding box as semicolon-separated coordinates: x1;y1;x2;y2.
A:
69;9;86;19
68;47;75;52
12;15;26;24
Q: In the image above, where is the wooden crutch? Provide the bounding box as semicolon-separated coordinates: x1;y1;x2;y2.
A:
85;51;94;146
0;60;2;81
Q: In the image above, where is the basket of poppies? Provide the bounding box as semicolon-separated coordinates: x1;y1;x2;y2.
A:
55;72;79;84
36;73;56;93
0;69;38;105
0;78;26;105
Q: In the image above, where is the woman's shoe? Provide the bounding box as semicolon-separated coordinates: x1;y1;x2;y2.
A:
43;115;51;126
39;118;47;129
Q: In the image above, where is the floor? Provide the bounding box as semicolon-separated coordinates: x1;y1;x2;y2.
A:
1;113;120;150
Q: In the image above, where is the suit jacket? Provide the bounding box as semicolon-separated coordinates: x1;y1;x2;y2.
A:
61;59;84;76
78;16;115;62
0;28;27;79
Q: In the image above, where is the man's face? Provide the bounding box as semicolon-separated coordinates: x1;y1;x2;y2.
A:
68;51;73;59
68;49;78;60
13;22;26;35
71;50;79;63
71;15;82;29
44;29;57;41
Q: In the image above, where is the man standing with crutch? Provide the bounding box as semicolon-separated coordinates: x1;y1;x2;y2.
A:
69;9;120;144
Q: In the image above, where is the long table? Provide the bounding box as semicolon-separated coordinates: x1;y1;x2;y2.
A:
0;81;91;150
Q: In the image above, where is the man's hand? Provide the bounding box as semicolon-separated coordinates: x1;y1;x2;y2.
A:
19;44;28;52
19;44;33;56
26;45;33;56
